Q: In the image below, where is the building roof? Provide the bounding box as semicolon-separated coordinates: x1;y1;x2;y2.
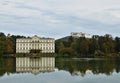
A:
16;35;54;40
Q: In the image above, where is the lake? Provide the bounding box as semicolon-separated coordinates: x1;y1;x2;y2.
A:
0;56;120;83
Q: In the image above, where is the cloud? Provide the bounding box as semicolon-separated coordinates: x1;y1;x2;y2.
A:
0;0;120;38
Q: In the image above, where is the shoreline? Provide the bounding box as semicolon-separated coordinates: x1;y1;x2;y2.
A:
0;53;56;57
0;53;120;58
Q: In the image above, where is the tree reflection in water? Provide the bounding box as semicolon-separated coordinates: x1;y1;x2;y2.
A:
0;57;120;77
56;57;120;76
0;57;16;77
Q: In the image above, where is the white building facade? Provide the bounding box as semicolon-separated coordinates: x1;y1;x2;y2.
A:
16;35;55;53
71;32;92;38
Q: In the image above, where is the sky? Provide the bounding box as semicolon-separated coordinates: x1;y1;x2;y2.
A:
0;0;120;39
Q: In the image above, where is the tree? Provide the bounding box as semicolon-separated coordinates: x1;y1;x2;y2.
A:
76;37;90;55
98;36;115;55
59;47;75;56
0;33;14;55
6;38;14;54
89;38;99;54
68;36;74;47
0;32;6;37
0;37;6;54
115;37;120;53
55;39;65;53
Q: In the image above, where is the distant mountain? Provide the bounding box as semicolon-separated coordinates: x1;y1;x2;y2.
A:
56;36;79;41
57;36;70;41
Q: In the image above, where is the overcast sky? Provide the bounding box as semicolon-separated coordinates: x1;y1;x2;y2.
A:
0;0;120;39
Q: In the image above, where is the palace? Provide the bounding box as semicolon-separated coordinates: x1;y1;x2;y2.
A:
16;35;55;53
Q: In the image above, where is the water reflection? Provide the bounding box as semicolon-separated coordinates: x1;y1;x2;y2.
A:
16;57;55;74
0;57;120;77
56;57;120;76
0;57;16;77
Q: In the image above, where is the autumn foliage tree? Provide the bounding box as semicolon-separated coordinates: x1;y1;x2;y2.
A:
0;32;20;55
0;33;14;54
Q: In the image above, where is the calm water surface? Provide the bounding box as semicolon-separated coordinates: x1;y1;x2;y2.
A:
0;56;120;83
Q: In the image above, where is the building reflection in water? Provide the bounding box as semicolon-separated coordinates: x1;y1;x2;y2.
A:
71;70;93;76
16;57;55;75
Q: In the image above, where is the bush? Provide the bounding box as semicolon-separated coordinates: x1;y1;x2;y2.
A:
59;47;75;56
